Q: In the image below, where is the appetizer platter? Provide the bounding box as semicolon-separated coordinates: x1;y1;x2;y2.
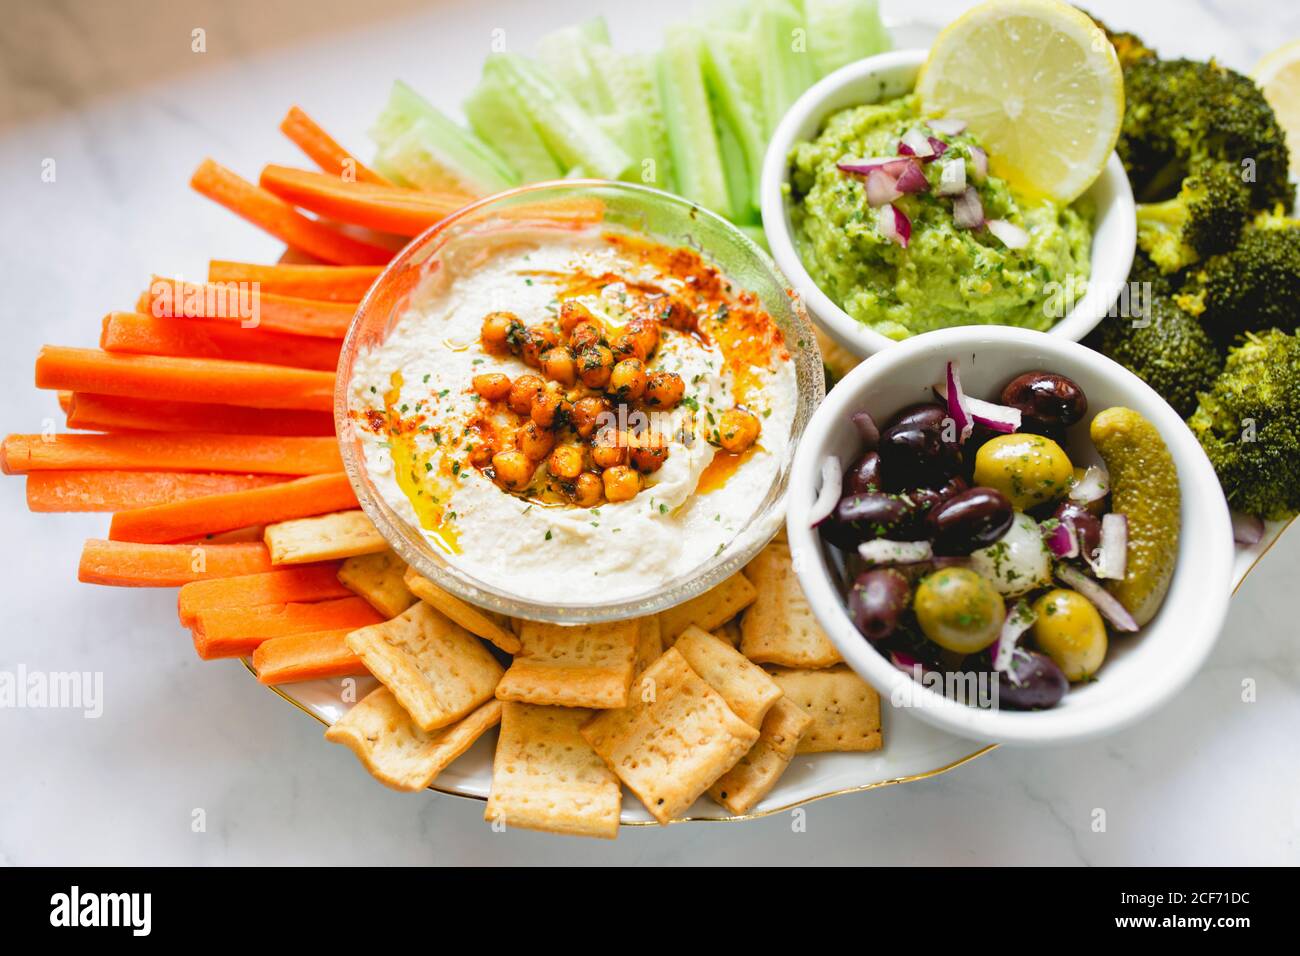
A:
3;0;1297;835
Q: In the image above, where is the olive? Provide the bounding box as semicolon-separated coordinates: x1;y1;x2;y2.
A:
878;402;961;487
1053;501;1102;558
1031;589;1108;681
848;568;911;642
851;411;880;450
1001;371;1088;429
926;486;1014;556
914;567;1006;654
819;492;915;549
844;450;884;495
997;649;1069;710
972;432;1074;511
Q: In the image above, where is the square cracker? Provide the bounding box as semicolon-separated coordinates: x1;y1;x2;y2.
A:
708;696;814;814
403;566;521;654
659;573;757;645
346;602;503;731
741;540;842;669
581;647;759;824
673;626;782;727
767;666;882;753
265;510;388;565
324;687;501;792
486;702;622;840
338;550;417;618
632;616;663;680
496;620;638;709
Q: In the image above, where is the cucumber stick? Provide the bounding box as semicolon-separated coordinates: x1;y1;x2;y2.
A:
464;71;565;182
754;0;819;137
535;18;616;116
370;80;517;195
587;47;675;191
484;54;634;181
659;27;732;218
703;29;766;220
805;0;889;78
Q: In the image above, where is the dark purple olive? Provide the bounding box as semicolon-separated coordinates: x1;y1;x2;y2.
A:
997;649;1069;710
851;411;880;450
878;402;961;488
926;486;1014;556
819;492;915;549
1001;371;1088;429
844;450;884;495
1053;501;1102;557
893;476;969;540
848;568;911;642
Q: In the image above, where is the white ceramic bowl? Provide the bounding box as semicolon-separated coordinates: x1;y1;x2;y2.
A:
785;326;1234;746
761;49;1136;358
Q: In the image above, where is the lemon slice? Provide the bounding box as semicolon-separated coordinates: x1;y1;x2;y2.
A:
1254;39;1300;178
916;0;1124;204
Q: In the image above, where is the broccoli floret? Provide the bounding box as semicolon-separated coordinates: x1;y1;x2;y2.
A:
1188;329;1300;520
1118;58;1295;212
1097;297;1223;416
1135;162;1250;273
1174;211;1300;343
1082;10;1157;71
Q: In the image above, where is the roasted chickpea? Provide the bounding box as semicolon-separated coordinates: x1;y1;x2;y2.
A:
517;419;555;461
591;430;629;469
520;325;560;367
472;372;512;402
608;358;647;401
467;440;496;468
626;317;660;360
629;433;669;473
571;395;611;438
577;345;615;389
491;449;534;491
558;300;597;335
602;465;643;502
658;297;696;332
547;444;585;480
508;374;545;416
610;331;645;362
530;386;572;429
480;311;522;355
573;471;604;508
569;321;603;352
644;370;685;408
718;408;761;453
539;346;577;387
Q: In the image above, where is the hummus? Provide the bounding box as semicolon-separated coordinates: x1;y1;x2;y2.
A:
787;94;1093;340
349;228;796;603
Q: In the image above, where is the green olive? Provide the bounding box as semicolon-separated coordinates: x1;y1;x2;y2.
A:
914;568;1006;654
1030;589;1107;681
973;433;1074;511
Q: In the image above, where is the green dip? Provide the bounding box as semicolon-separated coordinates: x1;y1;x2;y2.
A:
787;94;1093;340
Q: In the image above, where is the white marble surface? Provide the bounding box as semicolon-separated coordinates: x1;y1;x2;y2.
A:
1;0;1298;865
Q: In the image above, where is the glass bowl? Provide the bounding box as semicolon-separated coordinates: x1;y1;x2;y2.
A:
336;180;824;623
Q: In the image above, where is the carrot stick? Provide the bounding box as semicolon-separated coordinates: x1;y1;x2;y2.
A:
78;539;273;587
34;347;335;411
196;525;267;544
190;158;392;266
143;277;356;339
110;472;358;543
259;165;467;237
178;563;349;626
57;391;74;414
191;595;383;659
207;262;381;303
66;393;334;437
26;471;285;512
2;433;341;476
280;106;392;186
101;312;341;371
252;628;368;683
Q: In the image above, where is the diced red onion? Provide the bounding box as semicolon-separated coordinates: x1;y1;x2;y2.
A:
837;157;913;177
877;203;910;248
944;360;974;442
808;456;842;528
1085;513;1128;580
890;651;926;678
1069;465;1109;504
992;601;1037;672
1046;517;1079;558
987;218;1029;249
928;118;967;136
893;161;929;194
937;157;966;196
1231;510;1264;546
927;136;949;158
865;167;904;207
851;411;879;449
859;539;933;564
969;146;988;183
1056;564;1139;632
932;380;1022;433
952;186;984;229
899;129;934;158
